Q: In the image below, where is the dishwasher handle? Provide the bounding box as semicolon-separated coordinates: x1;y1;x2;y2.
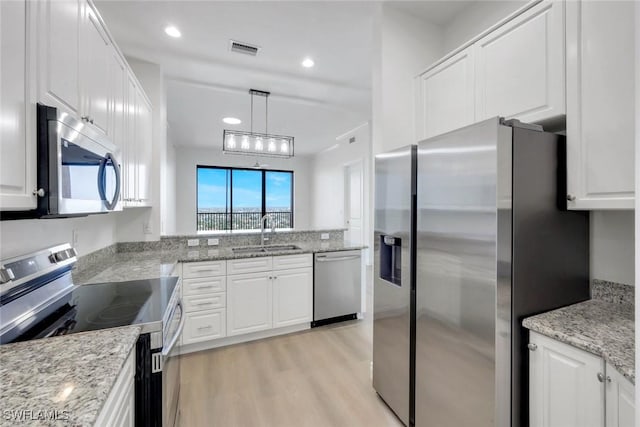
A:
315;255;361;262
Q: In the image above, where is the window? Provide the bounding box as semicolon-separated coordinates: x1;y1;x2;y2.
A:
197;166;293;231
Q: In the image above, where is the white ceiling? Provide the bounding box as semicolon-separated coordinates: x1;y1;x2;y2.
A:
94;1;376;155
385;1;477;25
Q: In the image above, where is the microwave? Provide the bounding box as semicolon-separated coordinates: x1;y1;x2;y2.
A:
2;104;123;219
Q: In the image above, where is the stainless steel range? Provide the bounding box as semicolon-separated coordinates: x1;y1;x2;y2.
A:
0;244;184;427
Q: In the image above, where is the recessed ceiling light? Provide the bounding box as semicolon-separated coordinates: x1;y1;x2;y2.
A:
223;117;242;125
301;57;315;68
164;25;181;38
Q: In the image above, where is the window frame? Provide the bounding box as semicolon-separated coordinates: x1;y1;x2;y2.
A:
196;165;294;231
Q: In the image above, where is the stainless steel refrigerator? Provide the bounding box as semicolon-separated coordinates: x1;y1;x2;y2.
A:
373;117;590;427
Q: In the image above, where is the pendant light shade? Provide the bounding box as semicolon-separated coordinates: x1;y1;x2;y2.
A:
222;89;295;158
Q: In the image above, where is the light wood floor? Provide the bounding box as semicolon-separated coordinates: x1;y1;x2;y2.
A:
178;317;404;426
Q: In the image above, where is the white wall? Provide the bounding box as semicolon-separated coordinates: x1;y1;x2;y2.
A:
591;211;635;285
441;0;529;53
163;136;177;235
373;4;443;155
0;214;117;259
310;123;372;255
174;147;311;235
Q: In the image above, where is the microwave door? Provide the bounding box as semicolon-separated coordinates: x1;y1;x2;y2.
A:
54;120;121;215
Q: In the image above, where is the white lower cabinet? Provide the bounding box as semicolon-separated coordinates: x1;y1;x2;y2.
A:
180;255;313;350
227;272;272;336
182;309;226;345
529;331;635;427
95;349;135;427
605;362;636;427
273;267;313;328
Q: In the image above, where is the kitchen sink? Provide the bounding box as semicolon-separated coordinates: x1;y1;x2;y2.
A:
231;245;301;254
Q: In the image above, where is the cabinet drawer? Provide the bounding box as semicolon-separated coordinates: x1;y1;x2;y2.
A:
182;309;226;345
183;261;226;279
227;257;273;275
183;276;226;296
183;293;226;313
272;254;313;271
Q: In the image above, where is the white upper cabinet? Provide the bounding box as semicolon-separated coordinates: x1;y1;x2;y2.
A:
81;2;111;136
475;0;564;123
565;0;635;209
136;91;152;206
0;0;37;210
417;46;475;140
36;0;82;117
108;49;126;150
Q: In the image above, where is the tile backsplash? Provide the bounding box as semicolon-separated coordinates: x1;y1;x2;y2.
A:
591;279;634;306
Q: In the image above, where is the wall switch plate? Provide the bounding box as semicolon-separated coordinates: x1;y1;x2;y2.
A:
187;239;200;247
208;238;219;246
321;233;330;240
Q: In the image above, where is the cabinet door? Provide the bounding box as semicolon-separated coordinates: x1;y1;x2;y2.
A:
565;0;635;209
123;74;138;205
36;0;81;117
273;267;312;328
475;0;564;123
529;332;604;427
417;46;475;140
605;363;635;427
108;50;126;151
227;272;272;336
0;0;37;210
136;90;152;205
81;2;110;135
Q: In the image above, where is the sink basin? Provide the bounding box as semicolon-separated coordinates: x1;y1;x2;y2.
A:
232;246;266;254
231;245;301;254
263;245;301;252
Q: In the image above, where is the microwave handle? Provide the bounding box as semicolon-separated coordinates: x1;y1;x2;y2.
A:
98;153;121;210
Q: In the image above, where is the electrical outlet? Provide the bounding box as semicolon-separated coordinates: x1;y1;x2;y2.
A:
72;229;79;246
187;239;200;247
208;238;219;246
320;233;330;240
143;222;152;235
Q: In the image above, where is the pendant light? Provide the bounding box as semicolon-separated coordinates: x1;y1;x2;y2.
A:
223;89;294;158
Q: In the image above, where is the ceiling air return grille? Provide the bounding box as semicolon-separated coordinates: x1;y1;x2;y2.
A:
229;40;260;56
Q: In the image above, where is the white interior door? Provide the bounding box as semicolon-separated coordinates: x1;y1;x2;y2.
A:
345;160;363;245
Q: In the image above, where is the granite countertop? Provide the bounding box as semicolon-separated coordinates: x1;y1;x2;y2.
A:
73;241;366;284
0;326;140;426
523;299;635;383
171;241;366;263
73;251;176;286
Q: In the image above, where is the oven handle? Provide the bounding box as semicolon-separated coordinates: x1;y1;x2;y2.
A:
162;300;185;357
97;153;121;211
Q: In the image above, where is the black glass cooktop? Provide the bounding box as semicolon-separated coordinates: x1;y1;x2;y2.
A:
16;277;178;341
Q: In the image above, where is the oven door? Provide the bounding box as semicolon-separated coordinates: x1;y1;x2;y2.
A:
161;298;184;427
44;108;122;216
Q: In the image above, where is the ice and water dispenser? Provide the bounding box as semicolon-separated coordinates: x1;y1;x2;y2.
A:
379;235;402;286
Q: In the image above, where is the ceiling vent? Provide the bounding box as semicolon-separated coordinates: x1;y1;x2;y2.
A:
229;40;260;56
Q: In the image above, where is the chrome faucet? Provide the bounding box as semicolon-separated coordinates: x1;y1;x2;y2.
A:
260;214;275;247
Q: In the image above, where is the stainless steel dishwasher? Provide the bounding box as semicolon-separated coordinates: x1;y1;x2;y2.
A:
312;250;362;327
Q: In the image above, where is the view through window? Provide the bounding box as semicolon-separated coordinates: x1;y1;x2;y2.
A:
197;166;293;231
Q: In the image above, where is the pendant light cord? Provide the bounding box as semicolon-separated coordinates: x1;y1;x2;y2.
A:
250;92;254;134
265;94;268;135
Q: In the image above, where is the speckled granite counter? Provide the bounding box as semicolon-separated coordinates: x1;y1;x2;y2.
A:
0;326;140;426
523;299;634;383
73;251;176;285
73;241;365;284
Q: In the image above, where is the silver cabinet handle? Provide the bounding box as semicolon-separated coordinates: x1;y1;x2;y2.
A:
606;375;612;383
567;194;576;202
81;115;89;122
33;188;45;197
527;343;537;351
197;325;213;331
315;255;361;262
597;372;605;383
